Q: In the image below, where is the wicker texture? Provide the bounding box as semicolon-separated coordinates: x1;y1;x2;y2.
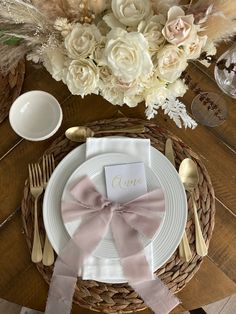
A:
0;59;25;123
21;118;215;313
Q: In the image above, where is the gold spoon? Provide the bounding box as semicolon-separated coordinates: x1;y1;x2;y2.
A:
179;158;208;257
165;139;192;262
65;125;146;142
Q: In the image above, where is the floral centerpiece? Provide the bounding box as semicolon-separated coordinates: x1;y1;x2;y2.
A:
0;0;236;128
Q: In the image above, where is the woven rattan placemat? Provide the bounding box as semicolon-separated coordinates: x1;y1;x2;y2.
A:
21;118;215;313
0;59;25;123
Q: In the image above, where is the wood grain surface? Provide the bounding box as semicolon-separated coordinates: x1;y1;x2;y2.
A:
0;40;236;314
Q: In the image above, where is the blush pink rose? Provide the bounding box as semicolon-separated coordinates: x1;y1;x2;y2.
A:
162;6;197;46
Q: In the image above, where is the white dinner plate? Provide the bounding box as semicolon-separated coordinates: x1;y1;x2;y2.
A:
62;153;165;259
43;142;187;281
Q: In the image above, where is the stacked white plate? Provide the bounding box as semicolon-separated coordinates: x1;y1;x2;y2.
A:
43;141;187;283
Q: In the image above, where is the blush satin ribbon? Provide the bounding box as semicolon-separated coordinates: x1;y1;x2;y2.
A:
45;176;179;314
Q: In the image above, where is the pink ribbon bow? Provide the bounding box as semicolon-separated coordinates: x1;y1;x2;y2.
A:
45;176;179;314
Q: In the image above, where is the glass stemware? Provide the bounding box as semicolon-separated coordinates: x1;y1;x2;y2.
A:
214;45;236;99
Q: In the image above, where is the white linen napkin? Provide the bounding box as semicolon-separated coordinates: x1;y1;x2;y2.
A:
82;137;153;282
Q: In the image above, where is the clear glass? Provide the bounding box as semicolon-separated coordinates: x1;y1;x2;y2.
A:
191;92;227;127
214;45;236;99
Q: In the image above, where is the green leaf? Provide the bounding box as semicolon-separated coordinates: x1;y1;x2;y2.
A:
3;36;22;45
0;31;22;46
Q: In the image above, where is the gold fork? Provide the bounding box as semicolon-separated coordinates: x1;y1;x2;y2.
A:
42;154;55;266
28;163;43;263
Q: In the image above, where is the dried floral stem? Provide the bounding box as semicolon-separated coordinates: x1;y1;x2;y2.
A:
190;0;236;43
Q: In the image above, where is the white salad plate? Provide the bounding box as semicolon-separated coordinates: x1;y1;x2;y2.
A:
61;153;165;258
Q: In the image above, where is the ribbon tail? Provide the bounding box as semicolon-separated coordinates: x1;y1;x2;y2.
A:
45;210;112;314
111;215;180;314
133;279;180;314
45;240;85;314
45;258;78;314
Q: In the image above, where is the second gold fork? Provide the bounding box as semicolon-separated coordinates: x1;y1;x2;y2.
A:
42;154;55;266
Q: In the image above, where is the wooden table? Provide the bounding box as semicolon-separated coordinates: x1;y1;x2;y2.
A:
0;42;236;314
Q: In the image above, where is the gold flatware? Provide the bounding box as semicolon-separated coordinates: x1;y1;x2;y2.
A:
42;154;55;266
28;163;43;263
165;139;192;262
65;125;146;142
165;138;176;167
179;158;208;257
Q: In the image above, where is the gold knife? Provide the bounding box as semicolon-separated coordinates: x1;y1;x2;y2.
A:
165;138;192;262
165;138;176;168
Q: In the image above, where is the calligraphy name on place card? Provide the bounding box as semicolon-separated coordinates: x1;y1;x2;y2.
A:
112;175;143;189
105;162;147;203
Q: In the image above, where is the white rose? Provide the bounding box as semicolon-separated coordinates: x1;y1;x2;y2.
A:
65;24;101;59
162;6;197;46
111;0;152;27
184;35;207;60
43;47;66;82
168;79;188;98
156;45;188;83
138;15;166;54
66;59;99;97
104;28;153;83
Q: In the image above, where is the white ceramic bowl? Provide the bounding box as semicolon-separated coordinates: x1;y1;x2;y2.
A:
9;90;63;141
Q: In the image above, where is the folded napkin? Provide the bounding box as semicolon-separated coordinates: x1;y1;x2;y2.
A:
86;137;151;165
83;137;152;282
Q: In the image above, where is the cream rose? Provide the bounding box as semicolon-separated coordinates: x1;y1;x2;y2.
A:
66;59;99;97
65;24;101;59
162;6;197;46
184;35;207;59
138;15;166;54
104;28;153;83
43;47;66;82
111;0;152;27
156;45;188;82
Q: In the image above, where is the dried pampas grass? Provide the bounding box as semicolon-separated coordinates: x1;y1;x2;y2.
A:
32;0;71;21
32;0;95;23
0;0;58;74
189;0;236;43
0;0;53;31
0;44;28;74
0;0;55;43
151;0;180;14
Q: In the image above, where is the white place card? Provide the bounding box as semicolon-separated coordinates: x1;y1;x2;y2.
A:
104;162;147;203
